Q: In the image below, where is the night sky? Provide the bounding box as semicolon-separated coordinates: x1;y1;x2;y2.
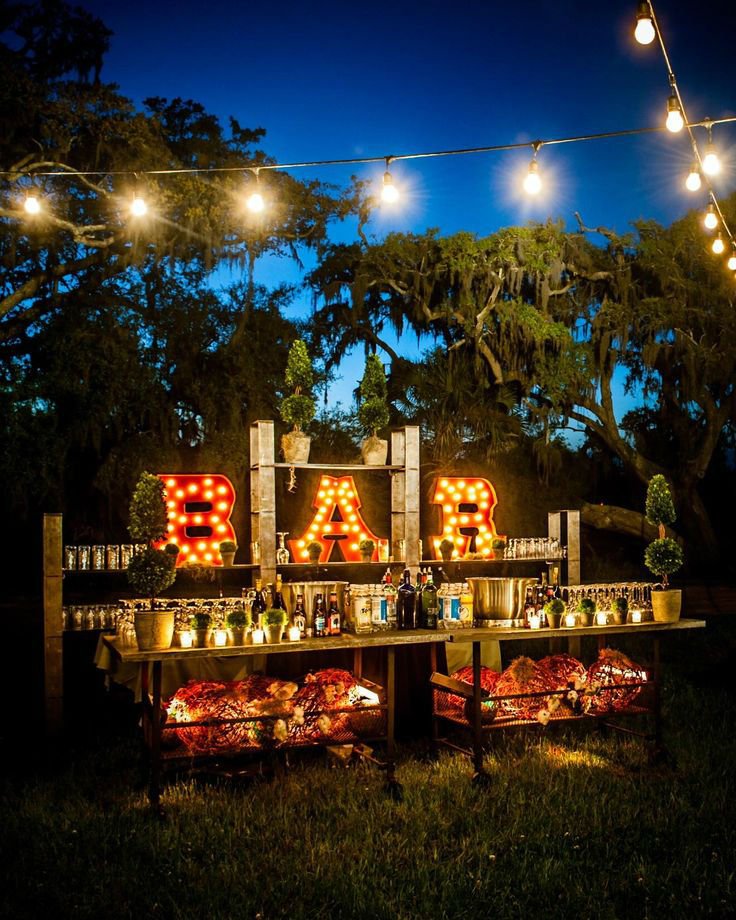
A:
82;0;736;414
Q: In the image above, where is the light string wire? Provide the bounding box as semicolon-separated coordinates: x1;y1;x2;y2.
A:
646;0;734;247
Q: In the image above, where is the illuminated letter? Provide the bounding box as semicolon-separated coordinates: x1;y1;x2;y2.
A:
431;477;500;559
158;474;236;565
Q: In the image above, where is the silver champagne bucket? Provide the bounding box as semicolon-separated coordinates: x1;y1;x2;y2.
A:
467;577;537;620
281;581;349;624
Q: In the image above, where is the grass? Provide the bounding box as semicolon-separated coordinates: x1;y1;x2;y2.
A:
2;671;735;920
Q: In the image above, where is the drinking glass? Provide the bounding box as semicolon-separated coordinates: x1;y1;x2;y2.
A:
92;545;106;570
64;546;77;570
120;544;134;568
106;545;120;570
77;546;91;570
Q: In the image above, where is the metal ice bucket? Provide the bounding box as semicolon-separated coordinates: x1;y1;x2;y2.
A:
467;577;537;620
281;581;349;621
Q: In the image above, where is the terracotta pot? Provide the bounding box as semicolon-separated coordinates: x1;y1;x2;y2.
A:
361;435;388;465
281;431;311;463
651;589;682;623
264;624;283;644
360;552;373;563
227;627;247;646
134;609;175;651
191;627;211;648
220;552;236;567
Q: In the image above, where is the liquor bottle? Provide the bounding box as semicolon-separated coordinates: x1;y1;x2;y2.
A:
313;592;327;638
396;569;416;630
251;578;267;628
273;575;288;614
327;591;341;636
523;586;536;628
370;584;384;629
293;593;307;639
422;569;439;629
415;568;425;624
383;569;397;629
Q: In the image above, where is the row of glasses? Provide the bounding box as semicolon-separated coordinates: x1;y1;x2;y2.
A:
63;604;119;630
503;537;565;560
565;582;655;614
64;544;143;571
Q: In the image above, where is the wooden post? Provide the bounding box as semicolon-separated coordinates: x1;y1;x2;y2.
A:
392;426;420;575
548;510;581;586
43;514;64;737
250;421;276;587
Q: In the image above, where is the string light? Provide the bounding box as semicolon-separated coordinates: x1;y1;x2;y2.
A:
381;159;399;204
702;129;721;176
130;192;147;217
24;191;41;215
665;94;684;133
712;232;725;255
523;144;542;195
246;168;265;212
685;163;701;191
634;1;656;44
704;203;718;230
727;247;736;271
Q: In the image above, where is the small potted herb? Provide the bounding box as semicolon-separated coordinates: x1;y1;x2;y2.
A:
359;538;375;562
543;597;565;629
164;543;180;564
263;608;287;644
612;596;628;625
219;540;237;567
189;611;212;647
307;540;322;563
439;538;454;563
644;474;684;622
226;605;251;645
576;596;596;627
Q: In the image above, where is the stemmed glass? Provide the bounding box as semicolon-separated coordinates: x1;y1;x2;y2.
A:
276;532;290;565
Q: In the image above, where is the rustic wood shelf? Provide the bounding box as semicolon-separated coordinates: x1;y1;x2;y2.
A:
268;462;404;471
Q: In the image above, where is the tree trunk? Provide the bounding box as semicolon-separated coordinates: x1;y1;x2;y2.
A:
580;502;678;544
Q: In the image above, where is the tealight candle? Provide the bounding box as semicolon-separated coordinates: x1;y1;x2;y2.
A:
632;610;642;624
251;628;265;645
595;612;607;626
213;628;227;647
179;629;193;649
288;625;301;642
528;613;541;629
564;613;576;628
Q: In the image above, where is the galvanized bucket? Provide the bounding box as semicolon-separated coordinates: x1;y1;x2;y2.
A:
467;577;537;620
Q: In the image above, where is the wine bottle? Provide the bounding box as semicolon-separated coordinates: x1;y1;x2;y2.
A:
383;568;397;629
313;592;327;638
293;593;306;639
327;591;341;636
422;569;438;629
251;578;267;628
273;574;288;614
396;569;416;630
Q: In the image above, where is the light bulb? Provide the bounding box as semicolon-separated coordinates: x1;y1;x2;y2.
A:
712;234;725;255
247;191;265;213
24;193;41;215
685;165;701;192
381;171;399;204
702;144;721;176
728;253;736;271
130;194;147;217
634;3;655;44
665;96;684;133
704;204;718;231
523;159;542;195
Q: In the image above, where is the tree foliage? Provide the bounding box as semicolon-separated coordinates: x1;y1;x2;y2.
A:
358;354;389;435
128;471;168;544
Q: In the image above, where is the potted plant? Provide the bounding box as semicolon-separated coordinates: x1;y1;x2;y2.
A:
263;608;287;644
359;538;376;562
280;339;316;463
543;597;565;629
190;611;212;648
127;472;177;650
307;540;322;563
439;538;455;562
358;354;390;464
576;596;596;627
164;543;180;566
226;605;250;645
644;474;684;622
612;596;628;625
219;540;237;567
491;535;506;558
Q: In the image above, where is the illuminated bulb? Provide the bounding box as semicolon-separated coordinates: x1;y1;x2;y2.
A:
130;194;147;217
166;478;176;487
247;191;265;213
188;483;198;493
24;192;41;215
665;96;684;133
523;158;542;195
728;253;736;271
704;204;718;231
381;170;399;204
712;233;725;255
702;144;721;176
634;2;655;44
203;477;212;486
685;165;701;192
217;485;227;494
435;493;444;502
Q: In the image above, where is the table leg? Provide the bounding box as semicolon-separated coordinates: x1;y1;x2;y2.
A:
353;646;363;679
649;636;671;766
384;645;402;800
149;660;163;813
471;641;490;787
429;643;439;758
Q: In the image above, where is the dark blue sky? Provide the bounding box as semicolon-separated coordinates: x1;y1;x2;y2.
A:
83;0;735;414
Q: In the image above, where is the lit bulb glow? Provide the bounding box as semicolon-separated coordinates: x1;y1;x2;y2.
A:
685;166;701;192
130;195;147;217
247;191;265;213
157;473;236;566
381;171;399;204
712;235;725;255
523;159;542;195
728;254;736;271
634;8;655;44
431;476;500;559
702;146;721;176
24;194;41;215
665;97;684;133
704;206;718;231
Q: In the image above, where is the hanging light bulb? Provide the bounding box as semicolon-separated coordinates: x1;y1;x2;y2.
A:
702;143;721;176
381;160;399;204
704;203;718;231
685;164;701;192
246;168;265;213
130;193;147;217
727;249;736;271
665;95;684;133
634;1;655;44
712;233;725;255
523;147;542;195
24;191;41;215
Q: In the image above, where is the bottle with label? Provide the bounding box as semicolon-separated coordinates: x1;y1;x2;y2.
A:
327;591;341;636
396;569;416;630
415;568;425;623
370;585;384;629
459;583;474;625
251;578;267;628
273;575;288;615
313;593;327;638
523;586;536;628
293;593;307;639
383;569;397;629
422;569;438;629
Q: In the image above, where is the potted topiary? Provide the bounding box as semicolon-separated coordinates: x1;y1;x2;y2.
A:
219;540;237;567
226;605;250;645
439;538;454;562
491;536;506;558
543;597;565;629
264;608;287;644
307;540;322;563
190;611;212;648
127;472;177;650
359;538;375;562
612;596;628;625
576;596;596;627
644;475;684;622
358;354;390;464
280;339;316;463
164;543;180;566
